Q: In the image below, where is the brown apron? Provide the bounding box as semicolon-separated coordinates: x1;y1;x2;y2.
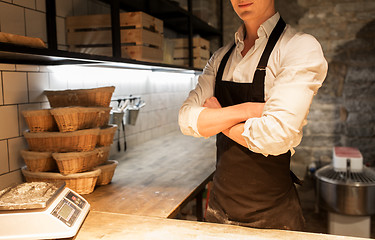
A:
205;18;305;231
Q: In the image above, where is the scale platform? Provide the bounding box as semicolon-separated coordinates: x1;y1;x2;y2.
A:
0;181;90;240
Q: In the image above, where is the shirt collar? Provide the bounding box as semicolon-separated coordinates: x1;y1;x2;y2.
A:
234;12;281;45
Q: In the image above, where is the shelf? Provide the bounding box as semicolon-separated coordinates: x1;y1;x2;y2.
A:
0;42;201;74
100;0;222;38
0;0;221;73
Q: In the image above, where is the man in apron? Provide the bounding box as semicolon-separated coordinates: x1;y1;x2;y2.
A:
178;0;328;231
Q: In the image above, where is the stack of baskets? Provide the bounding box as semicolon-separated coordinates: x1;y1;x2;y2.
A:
21;86;119;195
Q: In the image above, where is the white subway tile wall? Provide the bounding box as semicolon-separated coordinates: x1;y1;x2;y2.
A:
0;64;198;190
0;73;3;105
28;72;49;103
25;9;47;42
55;0;73;17
3;72;28;104
15;64;40;72
13;0;36;9
0;2;25;36
8;137;27;171
56;16;67;48
0;105;19;140
0;171;23;189
0;140;8;175
35;0;46;12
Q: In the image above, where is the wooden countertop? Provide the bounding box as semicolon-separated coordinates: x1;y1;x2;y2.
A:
83;131;216;218
74;132;369;240
74;211;365;240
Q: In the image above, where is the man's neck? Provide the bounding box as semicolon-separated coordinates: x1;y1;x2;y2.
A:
241;11;276;56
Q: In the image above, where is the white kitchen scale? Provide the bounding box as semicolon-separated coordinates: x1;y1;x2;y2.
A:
0;181;90;240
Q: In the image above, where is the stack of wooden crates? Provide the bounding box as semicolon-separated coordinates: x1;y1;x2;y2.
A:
66;12;164;63
173;37;210;69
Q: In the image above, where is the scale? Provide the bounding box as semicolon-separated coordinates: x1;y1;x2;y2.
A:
0;181;90;240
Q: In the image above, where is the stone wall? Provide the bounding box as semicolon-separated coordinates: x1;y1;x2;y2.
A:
222;0;375;173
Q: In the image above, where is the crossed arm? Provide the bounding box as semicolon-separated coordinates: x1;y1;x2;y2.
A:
197;97;265;148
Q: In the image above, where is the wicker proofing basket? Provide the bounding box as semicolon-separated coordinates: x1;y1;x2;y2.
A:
97;124;118;146
22;109;58;132
24;128;100;152
44;86;115;107
96;146;111;163
94;160;118;185
21;166;101;195
52;146;110;175
50;107;111;132
20;150;57;172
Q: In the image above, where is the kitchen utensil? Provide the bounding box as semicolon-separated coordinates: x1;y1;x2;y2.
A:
110;111;124;151
97;125;118;147
20;150;57;172
22;109;58;132
52;147;108;175
0;181;90;240
22;166;101;195
44;86;115;108
50;106;111;132
24;128;100;152
94;160;118;185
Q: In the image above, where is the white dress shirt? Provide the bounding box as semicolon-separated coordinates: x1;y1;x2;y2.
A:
178;13;328;156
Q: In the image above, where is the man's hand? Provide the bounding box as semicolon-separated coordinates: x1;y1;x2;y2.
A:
203;97;222;109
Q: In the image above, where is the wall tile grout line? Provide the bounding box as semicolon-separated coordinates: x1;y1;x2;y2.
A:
26;72;30;104
1;71;4;105
1;0;45;14
16;104;21;138
6;138;9;173
0;168;21;177
23;5;26;38
0;102;45;107
0;135;25;142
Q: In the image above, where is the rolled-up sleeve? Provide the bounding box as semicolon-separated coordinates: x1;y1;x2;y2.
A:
178;51;218;137
242;33;328;156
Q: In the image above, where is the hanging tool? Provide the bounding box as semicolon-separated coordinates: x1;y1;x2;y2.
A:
116;99;122;152
119;99;130;152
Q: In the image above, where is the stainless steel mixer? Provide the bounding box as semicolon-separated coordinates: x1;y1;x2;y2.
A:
315;147;375;237
315;164;375;215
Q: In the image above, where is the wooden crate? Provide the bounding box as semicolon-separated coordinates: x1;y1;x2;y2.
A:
69;45;163;62
66;12;163;34
172;37;210;68
67;29;163;48
173;36;210;59
173;47;210;59
174;57;207;69
121;11;163;33
66;14;112;30
173;37;210;50
66;11;163;61
123;45;163;62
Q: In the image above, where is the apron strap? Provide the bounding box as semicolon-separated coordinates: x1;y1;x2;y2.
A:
216;44;236;83
256;17;286;70
252;17;286;101
290;171;303;186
